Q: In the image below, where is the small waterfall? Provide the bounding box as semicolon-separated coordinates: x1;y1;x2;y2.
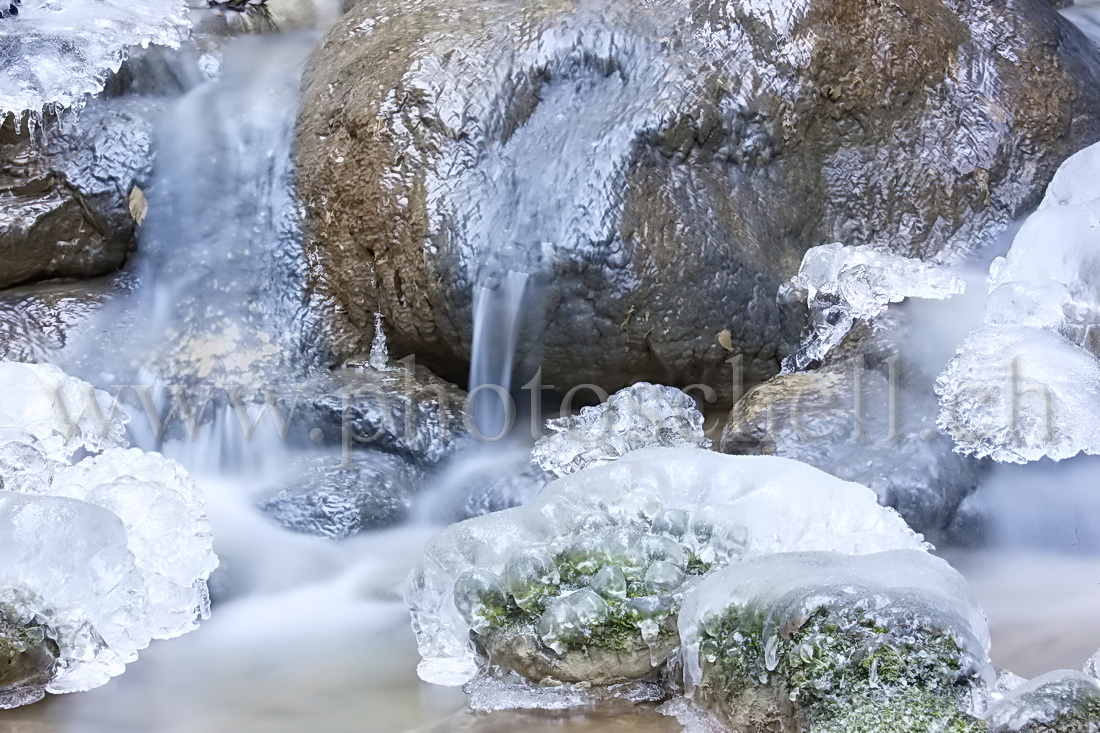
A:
468;271;529;438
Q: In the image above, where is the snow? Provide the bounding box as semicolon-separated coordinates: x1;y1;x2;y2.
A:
783;243;964;371
405;447;925;687
531;383;711;477
0;0;190;121
0;361;216;697
937;141;1100;463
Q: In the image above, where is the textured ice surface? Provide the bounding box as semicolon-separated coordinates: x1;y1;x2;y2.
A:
0;0;190;120
406;447;925;687
0;361;216;700
531;383;711;477
783;243;964;371
678;550;993;731
937;141;1100;462
986;670;1100;732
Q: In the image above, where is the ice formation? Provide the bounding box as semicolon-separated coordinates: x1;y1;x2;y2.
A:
405;447;925;687
0;0;190;121
0;362;216;705
677;550;993;732
782;243;964;371
936;141;1100;463
985;670;1100;732
531;383;711;477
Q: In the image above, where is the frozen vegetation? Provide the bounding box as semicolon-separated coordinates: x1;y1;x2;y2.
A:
0;361;216;706
985;671;1100;732
937;141;1100;463
782;243;964;371
677;550;992;732
531;383;711;477
0;0;190;121
405;447;926;689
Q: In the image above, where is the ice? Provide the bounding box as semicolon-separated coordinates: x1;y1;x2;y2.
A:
985;670;1100;732
531;383;711;477
937;141;1100;463
678;550;993;731
405;447;925;687
782;243;965;371
0;361;216;702
0;0;190;121
1086;647;1100;681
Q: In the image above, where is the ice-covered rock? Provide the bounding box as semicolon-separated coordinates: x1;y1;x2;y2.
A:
405;447;925;688
782;243;964;371
677;550;992;733
937;141;1100;463
0;0;190;121
0;360;217;705
986;670;1100;732
531;383;711;477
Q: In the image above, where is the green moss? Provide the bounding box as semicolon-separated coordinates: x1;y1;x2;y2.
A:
685;555;713;576
812;687;986;733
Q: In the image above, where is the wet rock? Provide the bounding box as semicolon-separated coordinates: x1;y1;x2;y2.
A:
0;614;58;710
0;275;124;362
297;0;1100;403
258;450;425;538
0;97;159;290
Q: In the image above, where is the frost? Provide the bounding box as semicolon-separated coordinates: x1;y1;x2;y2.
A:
531;383;711;477
405;447;925;688
782;243;964;371
0;361;216;704
937;141;1100;463
0;0;190;121
678;550;993;732
985;670;1100;732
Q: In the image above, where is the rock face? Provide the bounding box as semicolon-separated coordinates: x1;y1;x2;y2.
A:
297;0;1100;401
0;98;158;290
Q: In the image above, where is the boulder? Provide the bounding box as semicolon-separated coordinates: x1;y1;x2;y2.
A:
296;0;1100;403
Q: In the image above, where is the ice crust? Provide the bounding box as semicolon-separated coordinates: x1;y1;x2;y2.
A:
0;362;216;698
531;383;711;477
783;243;964;371
0;0;190;121
405;447;925;687
985;670;1100;732
937;141;1100;463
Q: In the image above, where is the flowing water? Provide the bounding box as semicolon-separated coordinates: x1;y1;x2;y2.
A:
3;15;1100;733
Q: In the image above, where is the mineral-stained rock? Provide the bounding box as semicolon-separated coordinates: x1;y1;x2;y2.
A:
297;0;1100;403
0;97;159;290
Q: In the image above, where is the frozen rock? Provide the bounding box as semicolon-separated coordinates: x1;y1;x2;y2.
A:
0;360;217;703
0;276;123;363
0;0;189;120
678;550;992;732
531;383;711;477
258;450;424;539
937;141;1100;463
986;670;1100;732
781;243;964;372
406;447;925;688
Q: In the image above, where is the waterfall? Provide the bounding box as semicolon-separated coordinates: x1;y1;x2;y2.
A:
468;271;529;439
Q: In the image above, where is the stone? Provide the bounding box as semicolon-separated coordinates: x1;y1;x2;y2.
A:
296;0;1100;403
0;614;58;710
0;275;124;362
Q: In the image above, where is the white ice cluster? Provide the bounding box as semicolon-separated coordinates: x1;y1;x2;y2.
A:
985;670;1100;731
783;242;964;371
531;383;711;477
405;447;925;687
936;141;1100;463
0;0;190;121
0;362;216;701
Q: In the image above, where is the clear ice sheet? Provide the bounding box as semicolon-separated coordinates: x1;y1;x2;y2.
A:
0;0;190;120
937;141;1100;463
0;361;217;697
783;242;964;371
406;447;926;687
531;383;711;477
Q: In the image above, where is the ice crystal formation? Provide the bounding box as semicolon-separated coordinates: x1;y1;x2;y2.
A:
0;0;190;121
531;383;711;477
0;361;216;706
782;242;965;371
405;447;925;688
677;550;993;732
937;141;1100;463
